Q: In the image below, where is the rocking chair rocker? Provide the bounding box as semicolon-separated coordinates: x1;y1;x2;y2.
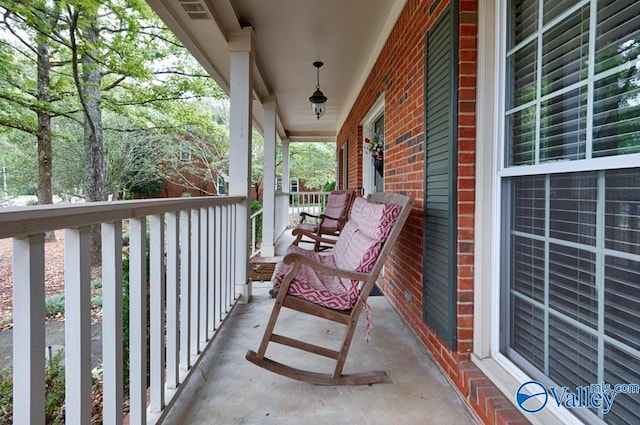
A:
291;189;355;251
246;192;414;385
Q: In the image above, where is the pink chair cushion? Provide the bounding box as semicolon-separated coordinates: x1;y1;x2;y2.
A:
272;197;401;310
296;222;318;233
271;245;358;310
320;192;350;229
348;197;401;241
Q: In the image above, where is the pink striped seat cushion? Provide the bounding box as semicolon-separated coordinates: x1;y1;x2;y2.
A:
271;245;358;309
271;197;401;310
295;222;319;233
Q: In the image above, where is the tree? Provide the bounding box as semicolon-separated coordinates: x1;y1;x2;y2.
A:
2;0;228;197
0;1;77;210
289;142;336;190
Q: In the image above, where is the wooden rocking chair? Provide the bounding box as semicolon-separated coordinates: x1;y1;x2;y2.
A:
291;189;355;251
246;192;414;385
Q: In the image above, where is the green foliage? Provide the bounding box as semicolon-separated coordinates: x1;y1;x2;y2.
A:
0;130;37;196
0;350;66;425
0;367;11;424
44;294;66;317
289;143;336;190
323;181;336;192
42;282;104;318
122;171;164;199
44;351;66;424
0;1;228;199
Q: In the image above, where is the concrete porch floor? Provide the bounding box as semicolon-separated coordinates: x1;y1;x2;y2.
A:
162;284;478;425
162;230;478;424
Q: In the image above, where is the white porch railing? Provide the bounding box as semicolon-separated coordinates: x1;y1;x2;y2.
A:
286;191;330;227
250;207;262;258
0;196;245;424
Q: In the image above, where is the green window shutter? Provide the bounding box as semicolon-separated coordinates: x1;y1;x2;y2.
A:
423;1;458;351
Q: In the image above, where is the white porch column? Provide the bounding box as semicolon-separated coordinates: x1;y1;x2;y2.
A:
261;96;277;257
228;27;254;302
281;139;290;192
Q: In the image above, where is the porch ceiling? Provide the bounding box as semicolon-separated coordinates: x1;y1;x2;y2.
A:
145;0;407;142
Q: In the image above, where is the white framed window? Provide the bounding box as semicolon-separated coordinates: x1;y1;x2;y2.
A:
290;178;299;193
216;175;227;195
498;1;640;424
180;141;192;162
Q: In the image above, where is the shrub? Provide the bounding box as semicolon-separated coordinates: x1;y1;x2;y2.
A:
0;368;11;424
322;181;336;192
44;294;66;317
0;351;66;425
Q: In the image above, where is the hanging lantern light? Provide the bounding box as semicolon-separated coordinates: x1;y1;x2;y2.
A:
308;61;327;120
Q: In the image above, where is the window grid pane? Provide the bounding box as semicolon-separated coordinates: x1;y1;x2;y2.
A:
605;257;640;352
605;169;640;252
539;88;588;162
593;71;640;158
512;236;546;303
548;314;598;389
548;243;597;328
549;173;597;244
514;175;546;235
506;106;537;166
508;41;538;109
510;296;545;370
509;0;538;48
543;0;581;24
604;343;640;424
541;6;590;96
595;1;640;74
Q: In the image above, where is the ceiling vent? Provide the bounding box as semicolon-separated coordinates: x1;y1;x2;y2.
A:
179;0;210;20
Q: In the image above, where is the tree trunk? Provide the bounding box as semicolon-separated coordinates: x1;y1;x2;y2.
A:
81;22;104;266
36;39;56;242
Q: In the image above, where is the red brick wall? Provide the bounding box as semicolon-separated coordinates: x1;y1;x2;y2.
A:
337;1;526;423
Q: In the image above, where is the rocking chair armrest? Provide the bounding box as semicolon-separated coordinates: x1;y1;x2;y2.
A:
291;228;338;246
283;252;369;281
298;211;321;224
318;213;340;222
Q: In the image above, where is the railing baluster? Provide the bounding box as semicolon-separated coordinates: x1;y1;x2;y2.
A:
129;217;147;425
12;234;46;425
179;210;191;370
149;214;166;412
199;207;208;348
65;226;92;424
214;206;222;328
219;206;227;324
207;206;215;336
166;212;180;389
230;204;237;307
190;209;200;356
102;221;124;425
228;205;232;306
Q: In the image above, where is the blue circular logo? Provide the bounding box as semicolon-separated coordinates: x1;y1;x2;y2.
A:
516;380;548;413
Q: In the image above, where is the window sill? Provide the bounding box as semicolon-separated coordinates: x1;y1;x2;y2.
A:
471;354;587;425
